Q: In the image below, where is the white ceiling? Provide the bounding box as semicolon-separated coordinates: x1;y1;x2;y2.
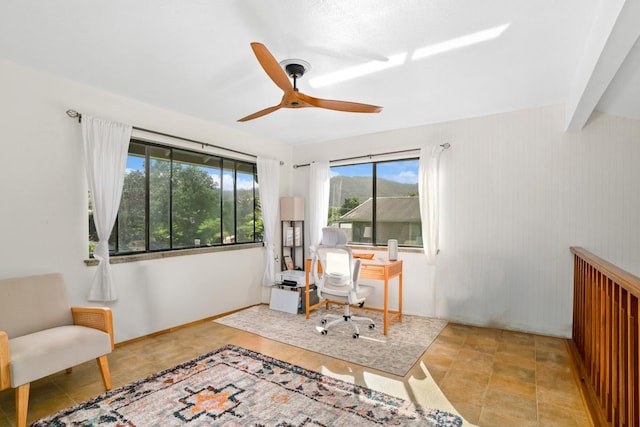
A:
1;0;639;145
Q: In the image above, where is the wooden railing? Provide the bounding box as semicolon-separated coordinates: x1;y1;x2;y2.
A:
570;247;640;427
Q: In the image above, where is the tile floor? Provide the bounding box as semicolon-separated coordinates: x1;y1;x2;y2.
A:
425;324;592;426
0;318;592;426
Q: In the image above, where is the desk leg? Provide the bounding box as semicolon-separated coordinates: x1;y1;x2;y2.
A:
305;266;311;319
398;271;403;323
383;277;389;335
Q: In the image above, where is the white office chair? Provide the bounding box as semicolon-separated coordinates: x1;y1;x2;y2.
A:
312;228;375;338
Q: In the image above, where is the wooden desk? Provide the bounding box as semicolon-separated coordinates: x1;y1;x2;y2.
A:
304;257;403;335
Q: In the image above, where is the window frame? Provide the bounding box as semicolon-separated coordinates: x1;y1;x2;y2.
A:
329;157;421;248
89;138;262;258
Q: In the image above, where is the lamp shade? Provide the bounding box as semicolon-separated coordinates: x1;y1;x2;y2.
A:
280;197;305;221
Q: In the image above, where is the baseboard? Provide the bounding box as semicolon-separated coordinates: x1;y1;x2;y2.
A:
565;339;606;427
114;303;263;348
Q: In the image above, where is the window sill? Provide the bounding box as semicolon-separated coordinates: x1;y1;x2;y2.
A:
84;242;264;266
347;244;424;254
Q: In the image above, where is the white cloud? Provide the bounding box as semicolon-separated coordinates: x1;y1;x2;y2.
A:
392;170;418;184
220;173;254;191
236;176;254;190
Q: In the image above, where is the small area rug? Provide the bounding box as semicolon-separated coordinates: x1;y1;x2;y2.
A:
33;345;462;426
215;304;447;376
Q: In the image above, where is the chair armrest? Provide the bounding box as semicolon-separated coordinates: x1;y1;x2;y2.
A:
71;307;114;350
0;331;9;390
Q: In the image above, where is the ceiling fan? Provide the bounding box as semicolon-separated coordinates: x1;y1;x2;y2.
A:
238;42;383;122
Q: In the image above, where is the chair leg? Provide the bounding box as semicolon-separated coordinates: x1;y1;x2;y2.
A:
97;355;112;390
320;303;375;338
15;383;30;427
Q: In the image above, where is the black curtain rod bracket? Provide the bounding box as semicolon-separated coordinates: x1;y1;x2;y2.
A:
66;109;82;123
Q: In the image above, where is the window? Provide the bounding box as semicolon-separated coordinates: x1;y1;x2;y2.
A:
329;159;421;247
89;140;262;256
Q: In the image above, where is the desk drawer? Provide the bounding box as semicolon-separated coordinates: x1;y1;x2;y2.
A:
360;264;385;279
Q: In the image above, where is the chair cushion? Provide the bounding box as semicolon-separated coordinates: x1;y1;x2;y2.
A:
0;273;73;338
9;325;112;387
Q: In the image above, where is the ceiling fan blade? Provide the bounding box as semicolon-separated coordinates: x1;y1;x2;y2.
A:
250;42;294;93
237;105;282;122
298;93;382;113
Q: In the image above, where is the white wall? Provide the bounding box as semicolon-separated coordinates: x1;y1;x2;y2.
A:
0;59;291;342
292;105;640;337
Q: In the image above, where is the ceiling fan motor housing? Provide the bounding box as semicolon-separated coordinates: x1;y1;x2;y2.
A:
285;63;306;79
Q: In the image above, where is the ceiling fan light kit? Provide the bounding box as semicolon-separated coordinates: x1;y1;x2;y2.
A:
238;42;382;122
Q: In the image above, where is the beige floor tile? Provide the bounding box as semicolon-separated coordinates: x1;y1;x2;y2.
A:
483;387;538;420
424;364;448;383
450;348;494;374
536;348;571;367
492;361;536;384
464;335;499;355
469;326;501;340
479;408;539;427
440;323;473;339
535;335;568;353
451;401;482;425
536;364;574;389
537;383;586;412
494;351;537;370
428;338;465;356
488;374;537;400
496;341;536;360
440;369;490;407
496;330;536;347
538;401;592;427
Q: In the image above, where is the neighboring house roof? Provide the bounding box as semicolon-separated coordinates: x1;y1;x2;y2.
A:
337;197;421;223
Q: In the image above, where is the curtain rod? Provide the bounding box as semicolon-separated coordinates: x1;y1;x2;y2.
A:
66;109;263;161
292;143;451;169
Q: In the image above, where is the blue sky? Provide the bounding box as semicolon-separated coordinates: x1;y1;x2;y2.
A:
126;156;144;171
331;160;419;184
127;156;419;187
125;156;254;190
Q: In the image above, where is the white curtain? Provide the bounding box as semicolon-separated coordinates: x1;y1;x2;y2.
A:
257;157;280;285
82;116;132;301
418;145;442;264
308;162;331;255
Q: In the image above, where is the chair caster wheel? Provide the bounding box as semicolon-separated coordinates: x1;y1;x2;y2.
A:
321;329;328;335
369;323;375;329
321;319;327;325
353;333;359;339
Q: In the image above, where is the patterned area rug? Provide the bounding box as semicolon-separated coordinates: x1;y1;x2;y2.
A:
33;345;462;426
215;304;447;376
